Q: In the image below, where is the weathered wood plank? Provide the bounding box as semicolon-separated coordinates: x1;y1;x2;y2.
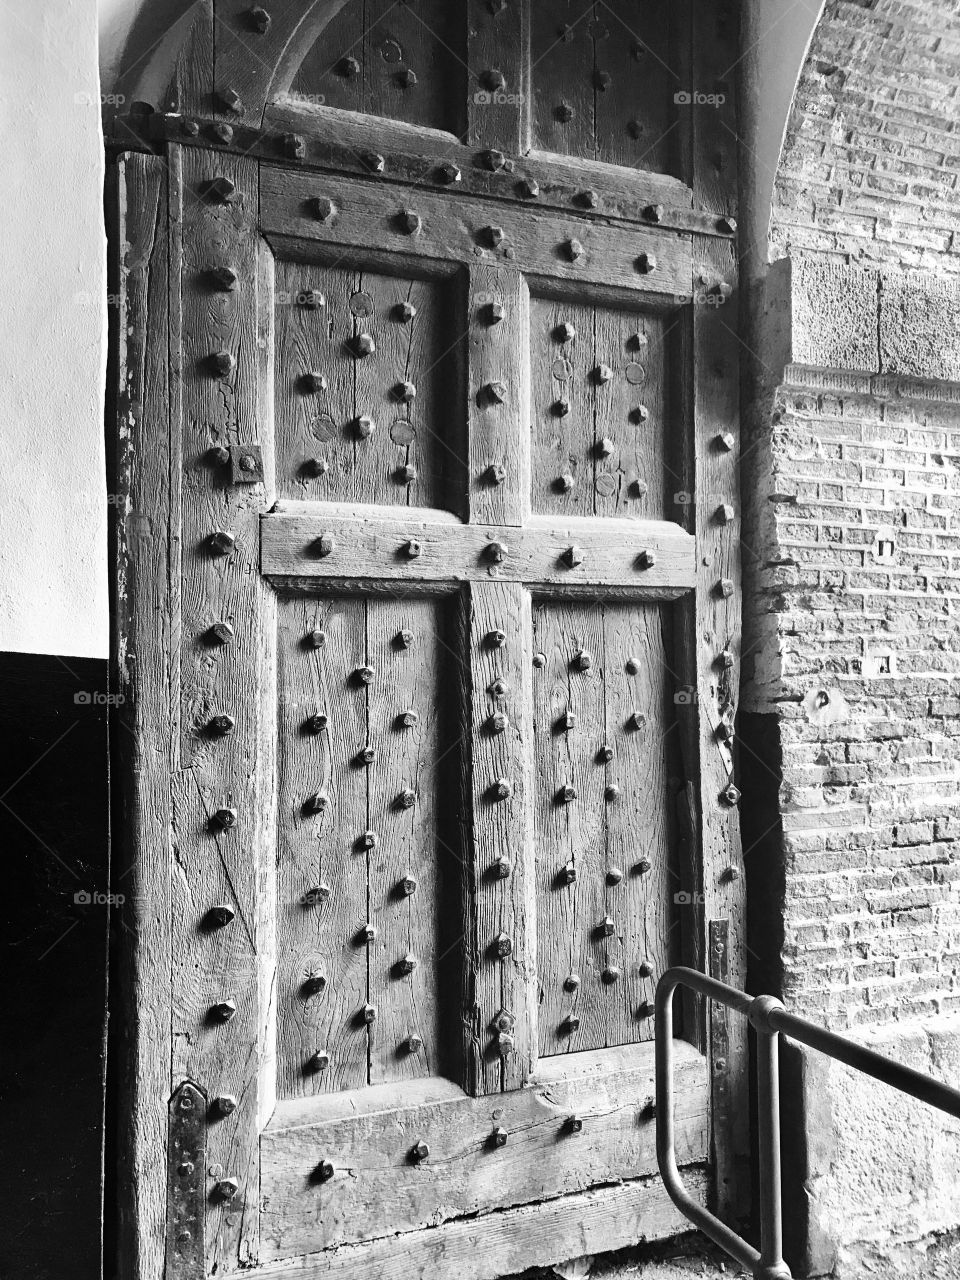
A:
245;1169;709;1280
463;580;536;1094
682;0;747;1223
532;601;607;1057
273;259;456;510
261;168;693;299
110;149;173;1280
365;597;443;1084
261;506;695;595
276;597;370;1099
590;0;678;174
467;265;530;526
601;603;677;1043
171;144;275;1271
466;0;528;152
529;0;594;162
122;102;718;232
529;295;594;519
260;1039;709;1258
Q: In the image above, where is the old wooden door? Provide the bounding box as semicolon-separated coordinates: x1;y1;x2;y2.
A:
110;3;744;1278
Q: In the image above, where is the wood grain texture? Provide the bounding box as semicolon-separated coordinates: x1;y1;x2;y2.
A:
683;0;748;1223
276;597;370;1099
172;145;276;1272
288;0;465;136
260;1039;709;1258
273;258;459;510
529;296;672;521
261;167;693;299
467;265;530;526
261;506;695;595
529;0;678;175
248;1168;709;1280
601;603;678;1041
532;600;607;1056
463;581;536;1094
365;597;444;1084
110;151;174;1280
465;0;528;152
532;601;679;1058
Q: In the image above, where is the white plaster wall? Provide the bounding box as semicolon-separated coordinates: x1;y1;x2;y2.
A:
0;0;107;657
740;0;825;277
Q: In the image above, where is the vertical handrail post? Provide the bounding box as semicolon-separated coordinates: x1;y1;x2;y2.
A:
749;996;791;1280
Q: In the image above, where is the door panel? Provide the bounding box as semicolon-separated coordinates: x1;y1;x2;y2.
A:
532;600;678;1056
291;0;467;136
111;2;744;1275
528;295;673;520
529;0;680;175
273;259;463;509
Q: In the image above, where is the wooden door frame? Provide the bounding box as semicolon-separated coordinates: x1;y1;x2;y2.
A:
107;4;746;1276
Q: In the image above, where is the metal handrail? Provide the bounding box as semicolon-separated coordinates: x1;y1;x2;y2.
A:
655;966;960;1280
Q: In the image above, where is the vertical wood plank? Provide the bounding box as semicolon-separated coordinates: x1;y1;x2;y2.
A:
171;145;275;1271
276;597;371;1099
529;296;593;519
464;580;535;1094
601;603;676;1044
688;0;747;1224
467;266;530;527
591;0;677;173
529;0;595;159
366;597;443;1083
466;0;529;153
532;601;607;1057
273;259;355;502
592;308;670;523
110;150;173;1280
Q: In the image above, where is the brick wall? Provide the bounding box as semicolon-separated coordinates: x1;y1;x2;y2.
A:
743;370;960;1027
743;0;960;1043
773;0;960;275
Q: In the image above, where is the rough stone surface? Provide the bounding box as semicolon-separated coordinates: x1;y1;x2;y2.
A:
790;258;879;373
880;274;960;382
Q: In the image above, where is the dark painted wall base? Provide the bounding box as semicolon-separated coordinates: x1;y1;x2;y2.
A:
0;652;110;1280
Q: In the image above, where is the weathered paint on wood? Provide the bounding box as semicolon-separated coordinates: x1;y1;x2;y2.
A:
260;1039;709;1257
261;506;695;596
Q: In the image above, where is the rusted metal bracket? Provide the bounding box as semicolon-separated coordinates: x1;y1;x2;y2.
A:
165;1081;206;1279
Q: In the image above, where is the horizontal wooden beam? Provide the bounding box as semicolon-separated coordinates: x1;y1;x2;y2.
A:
260;169;692;301
233;1170;708;1280
260;1039;708;1258
107;107;735;240
260;506;695;598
